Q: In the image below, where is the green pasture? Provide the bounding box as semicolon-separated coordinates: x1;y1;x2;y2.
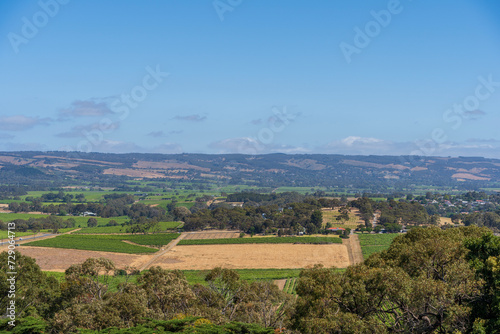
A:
357;233;399;259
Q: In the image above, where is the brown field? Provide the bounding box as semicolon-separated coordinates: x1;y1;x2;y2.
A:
12;230;355;272
0;155;32;165
452;173;490;181
33;155;122;166
153;243;350;270
439;217;453;225
103;168;166;178
133;160;210;172
322;208;363;228
16;246;154;272
183;231;241;240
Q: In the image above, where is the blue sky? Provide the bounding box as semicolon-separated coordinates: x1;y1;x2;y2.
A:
1;0;500;157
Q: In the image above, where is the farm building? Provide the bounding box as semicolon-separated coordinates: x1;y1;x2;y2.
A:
327;227;345;232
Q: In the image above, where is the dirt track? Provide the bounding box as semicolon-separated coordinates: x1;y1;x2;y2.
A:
343;234;364;265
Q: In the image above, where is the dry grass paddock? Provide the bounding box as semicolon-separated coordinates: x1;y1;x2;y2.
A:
153;243;350;270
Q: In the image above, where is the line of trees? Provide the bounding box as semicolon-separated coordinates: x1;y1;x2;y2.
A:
182;203;324;235
9;194;169;221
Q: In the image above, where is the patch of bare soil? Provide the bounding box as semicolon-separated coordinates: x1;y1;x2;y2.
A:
103;168;166;178
0;155;32;165
16;246;154;272
33;155;122;166
452;173;490;181
153;244;350;270
343;234;363;266
274;279;286;290
133;160;210;172
121;240;158;249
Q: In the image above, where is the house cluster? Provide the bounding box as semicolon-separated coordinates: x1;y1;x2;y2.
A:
422;194;497;216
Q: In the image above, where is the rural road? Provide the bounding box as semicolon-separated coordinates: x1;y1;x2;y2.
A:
343;234;364;266
0;228;81;250
139;232;187;271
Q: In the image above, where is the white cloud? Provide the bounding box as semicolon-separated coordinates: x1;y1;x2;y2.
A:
320;136;500;159
91;140;145;153
58;99;113;119
340;136;384;146
0;115;51;131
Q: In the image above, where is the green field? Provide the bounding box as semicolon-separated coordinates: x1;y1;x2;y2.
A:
357;233;399;259
0;231;36;239
0;212;51;221
178;236;342;245
23;233;180;253
283;278;298;294
74;221;181;234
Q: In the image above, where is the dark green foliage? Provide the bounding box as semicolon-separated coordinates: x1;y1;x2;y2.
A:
0;316;47;333
77;317;274;333
292;226;494;333
466;233;500;332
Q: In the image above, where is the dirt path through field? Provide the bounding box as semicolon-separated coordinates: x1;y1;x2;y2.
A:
342;234;363;265
121;240;158;249
138;233;187;271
